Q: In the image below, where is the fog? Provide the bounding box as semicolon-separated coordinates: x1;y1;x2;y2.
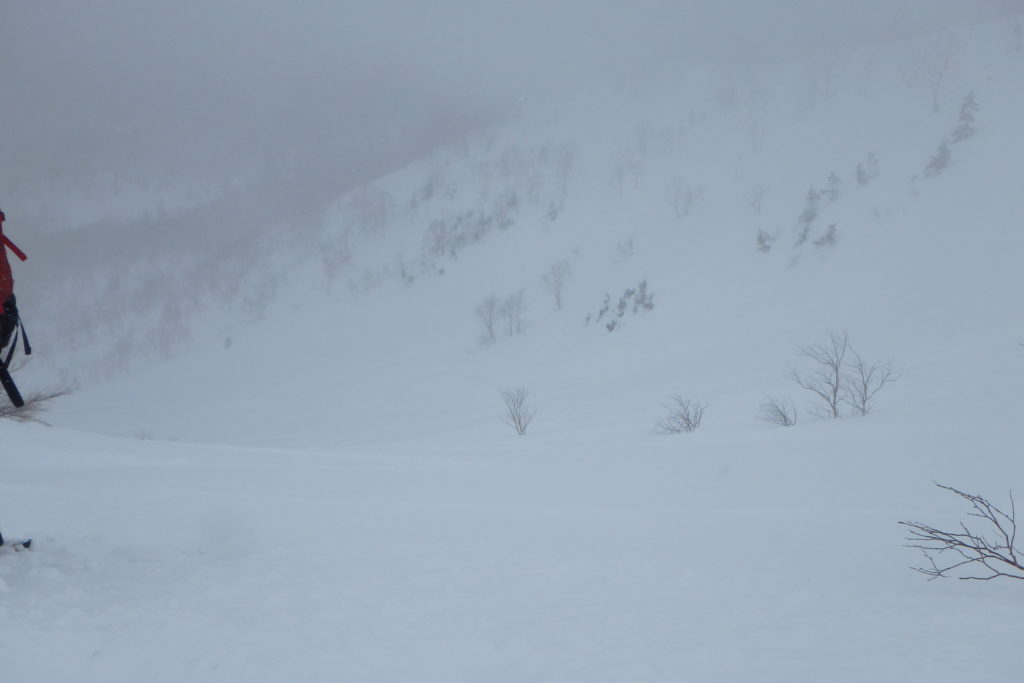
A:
1;0;1015;228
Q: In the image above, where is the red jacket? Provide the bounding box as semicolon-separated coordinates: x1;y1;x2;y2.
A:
0;211;27;303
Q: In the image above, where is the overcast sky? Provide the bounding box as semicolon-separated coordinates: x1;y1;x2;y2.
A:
1;0;1017;215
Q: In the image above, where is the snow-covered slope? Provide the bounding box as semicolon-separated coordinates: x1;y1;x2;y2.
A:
2;18;1024;682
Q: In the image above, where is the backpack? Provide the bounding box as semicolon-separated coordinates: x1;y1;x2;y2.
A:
0;294;27;356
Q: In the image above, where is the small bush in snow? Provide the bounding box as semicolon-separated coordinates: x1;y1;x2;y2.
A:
666;179;704;219
855;153;880;186
923;140;952;177
758;395;797;427
900;483;1024;581
824;172;842;203
500;386;535;436
795;186;820;246
813;223;838;249
541;260;572;310
950;91;978;143
744;184;768;215
588;280;654;332
657;395;705;434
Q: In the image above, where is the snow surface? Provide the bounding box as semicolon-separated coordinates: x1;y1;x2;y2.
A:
3;18;1024;682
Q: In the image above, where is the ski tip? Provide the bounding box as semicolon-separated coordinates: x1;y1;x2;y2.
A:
1;538;31;551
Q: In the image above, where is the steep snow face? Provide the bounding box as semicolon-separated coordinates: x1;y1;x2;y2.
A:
2;17;1024;683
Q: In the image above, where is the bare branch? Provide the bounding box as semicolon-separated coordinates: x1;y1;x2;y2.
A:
899;483;1024;581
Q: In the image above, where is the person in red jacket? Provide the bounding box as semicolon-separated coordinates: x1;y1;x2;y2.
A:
0;209;27;351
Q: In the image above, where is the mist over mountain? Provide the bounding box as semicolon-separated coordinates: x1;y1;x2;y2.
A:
1;0;1014;233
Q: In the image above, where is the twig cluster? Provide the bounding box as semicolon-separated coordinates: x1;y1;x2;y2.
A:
0;381;78;425
758;395;797;427
500;385;535;436
900;483;1024;581
657;395;705;434
790;331;898;418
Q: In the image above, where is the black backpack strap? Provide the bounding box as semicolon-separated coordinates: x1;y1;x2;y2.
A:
19;318;30;356
4;326;17;367
3;315;28;367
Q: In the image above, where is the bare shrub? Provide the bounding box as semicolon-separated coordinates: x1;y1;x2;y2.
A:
498;290;527;337
666;179;704;219
758;395;797;427
0;380;78;424
824;172;842;203
900;483;1024;581
812;223;838;248
500;386;535;436
923;140;952;177
856;153;880;186
794;187;820;246
950;91;978;143
790;331;849;418
475;295;499;346
844;350;899;416
541;260;572;310
657;395;705;433
744;184;768;215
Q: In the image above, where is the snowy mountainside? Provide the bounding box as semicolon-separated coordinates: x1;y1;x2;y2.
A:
26;19;1024;447
2;17;1024;683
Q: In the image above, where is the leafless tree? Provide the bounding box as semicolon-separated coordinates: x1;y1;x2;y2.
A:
758;395;797;427
500;386;535;436
844;350;898;416
475;295;499;346
744;184;768;215
790;331;849;418
900;483;1024;581
657;395;705;433
541;260;572;310
498;290;527;337
902;34;959;113
0;380;78;425
666;179;703;219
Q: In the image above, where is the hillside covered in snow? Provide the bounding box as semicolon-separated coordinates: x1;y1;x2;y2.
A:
2;12;1024;683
